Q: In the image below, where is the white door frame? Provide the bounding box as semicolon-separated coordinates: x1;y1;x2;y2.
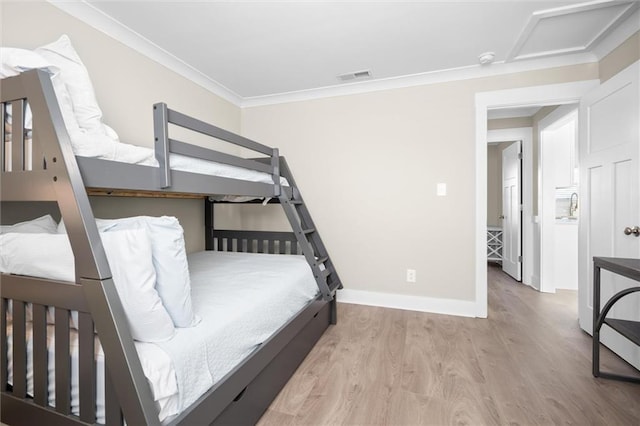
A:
474;79;599;318
487;128;533;288
538;105;579;294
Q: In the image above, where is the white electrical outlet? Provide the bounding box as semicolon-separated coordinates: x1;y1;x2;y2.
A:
406;269;416;283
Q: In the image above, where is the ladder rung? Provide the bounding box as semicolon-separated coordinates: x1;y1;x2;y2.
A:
291;199;303;205
302;228;315;235
312;266;331;279
315;256;328;265
329;280;342;291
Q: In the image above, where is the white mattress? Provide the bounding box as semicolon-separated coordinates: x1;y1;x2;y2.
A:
6;251;318;423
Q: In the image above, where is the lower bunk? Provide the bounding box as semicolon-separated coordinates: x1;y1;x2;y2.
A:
1;227;336;425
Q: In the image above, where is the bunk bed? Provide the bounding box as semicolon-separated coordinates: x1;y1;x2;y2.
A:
0;69;342;425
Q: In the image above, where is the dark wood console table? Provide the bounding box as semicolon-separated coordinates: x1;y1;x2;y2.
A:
592;256;640;383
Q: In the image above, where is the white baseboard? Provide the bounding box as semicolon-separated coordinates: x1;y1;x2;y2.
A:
337;289;477;318
532;274;541;290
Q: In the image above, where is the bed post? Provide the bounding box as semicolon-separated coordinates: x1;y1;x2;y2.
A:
153;102;171;189
330;299;338;325
205;197;215;250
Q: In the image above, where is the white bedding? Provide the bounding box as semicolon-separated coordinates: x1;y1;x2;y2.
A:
161;251;319;412
6;251;318;423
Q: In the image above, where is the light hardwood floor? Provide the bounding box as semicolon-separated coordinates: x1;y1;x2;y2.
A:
257;263;640;425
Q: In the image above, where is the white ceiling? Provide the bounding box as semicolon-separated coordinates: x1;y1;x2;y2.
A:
69;1;639;101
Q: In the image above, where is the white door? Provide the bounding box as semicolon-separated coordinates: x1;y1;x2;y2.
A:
502;141;522;281
578;62;640;368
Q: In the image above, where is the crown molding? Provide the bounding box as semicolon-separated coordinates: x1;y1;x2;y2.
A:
240;52;597;107
50;0;603;110
592;8;640;60
48;0;244;106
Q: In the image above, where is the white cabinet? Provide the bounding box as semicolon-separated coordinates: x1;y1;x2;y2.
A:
547;113;578;188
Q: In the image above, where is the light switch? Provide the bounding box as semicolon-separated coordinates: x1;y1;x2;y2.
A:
437;183;447;196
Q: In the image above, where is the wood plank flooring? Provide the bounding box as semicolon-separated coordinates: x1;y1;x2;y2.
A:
257;263;640;425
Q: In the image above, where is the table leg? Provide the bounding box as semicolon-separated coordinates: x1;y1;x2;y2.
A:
592;265;601;377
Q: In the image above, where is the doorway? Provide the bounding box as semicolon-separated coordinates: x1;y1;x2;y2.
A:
486;139;522;282
474;80;600;318
539;106;579;294
487;127;533;289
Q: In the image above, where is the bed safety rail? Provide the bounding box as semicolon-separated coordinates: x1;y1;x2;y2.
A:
211;230;301;254
2;275;103;425
153;102;282;196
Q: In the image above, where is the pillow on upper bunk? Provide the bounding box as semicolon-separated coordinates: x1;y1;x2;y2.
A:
0;214;58;234
35;35;118;142
0;48;54;78
0;47;79;136
0;229;176;342
96;216;199;328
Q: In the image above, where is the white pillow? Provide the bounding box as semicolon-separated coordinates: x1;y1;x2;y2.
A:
35;35;117;142
101;229;175;341
96;216;198;328
1;47;83;147
0;230;175;342
0;215;58;234
0;47;55;79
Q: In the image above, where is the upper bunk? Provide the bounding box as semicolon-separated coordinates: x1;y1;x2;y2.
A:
0;69;295;202
1;69;340;302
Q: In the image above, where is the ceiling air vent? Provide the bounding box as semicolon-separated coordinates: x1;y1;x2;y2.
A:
337;69;372;82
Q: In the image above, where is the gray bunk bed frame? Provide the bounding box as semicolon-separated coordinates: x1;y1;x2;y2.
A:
0;70;342;425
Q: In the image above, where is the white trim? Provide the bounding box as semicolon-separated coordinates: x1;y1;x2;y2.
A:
592;8;640;60
474;79;599;318
242;53;596;107
487;127;534;289
49;0;601;109
48;0;243;106
532;273;541;289
507;1;638;63
337;289;476;318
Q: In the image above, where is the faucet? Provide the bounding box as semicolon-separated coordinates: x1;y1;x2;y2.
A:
569;192;578;217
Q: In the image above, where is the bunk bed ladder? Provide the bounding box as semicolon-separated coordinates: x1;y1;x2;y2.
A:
277;158;343;301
